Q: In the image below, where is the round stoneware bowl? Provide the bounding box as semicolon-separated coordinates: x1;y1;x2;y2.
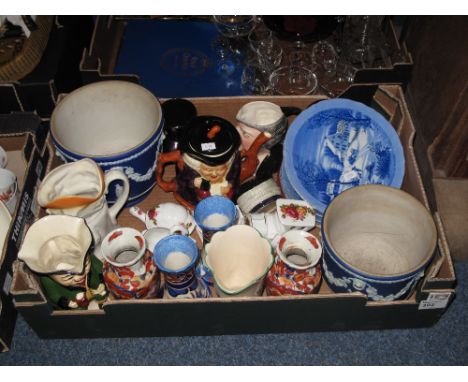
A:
51;80;164;206
321;184;437;301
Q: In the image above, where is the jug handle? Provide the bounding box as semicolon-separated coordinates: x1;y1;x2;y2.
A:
156;150;182;192
106;169;130;224
240;132;271;183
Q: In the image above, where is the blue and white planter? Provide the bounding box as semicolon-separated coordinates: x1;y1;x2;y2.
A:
320;184;437;301
51;81;165;206
53;126;164;206
321;238;426;301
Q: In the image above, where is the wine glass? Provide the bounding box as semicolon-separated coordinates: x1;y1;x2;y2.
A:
212;15;256;38
269;65;318;95
320;60;358;97
240;59;271;95
312;40;338;78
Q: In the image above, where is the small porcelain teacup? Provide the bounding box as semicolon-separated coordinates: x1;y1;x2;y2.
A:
130;202;195;234
194;195;238;245
37;159;130;261
0;168;18;214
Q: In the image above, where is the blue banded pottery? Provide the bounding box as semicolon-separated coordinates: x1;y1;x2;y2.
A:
51;81;164;206
321;185;437;301
194;195;237;244
283;98;405;220
153;235;210;298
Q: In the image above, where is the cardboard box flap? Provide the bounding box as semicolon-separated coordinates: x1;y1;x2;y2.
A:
0;112;47;160
0;114;52;352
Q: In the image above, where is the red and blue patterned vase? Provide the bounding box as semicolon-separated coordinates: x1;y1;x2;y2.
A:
101;228;160;299
266;230;323;296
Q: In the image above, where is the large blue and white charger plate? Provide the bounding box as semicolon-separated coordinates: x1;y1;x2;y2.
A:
283;99;405;219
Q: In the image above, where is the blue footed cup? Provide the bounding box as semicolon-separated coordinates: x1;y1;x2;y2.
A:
153;235;209;298
50;80;164;206
194;195;238;244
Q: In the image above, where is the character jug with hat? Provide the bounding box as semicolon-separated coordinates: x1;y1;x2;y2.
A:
18;215;108;310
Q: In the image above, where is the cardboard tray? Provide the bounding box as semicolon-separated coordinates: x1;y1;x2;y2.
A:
79;16;413;96
0;113;49;352
8;85;456;342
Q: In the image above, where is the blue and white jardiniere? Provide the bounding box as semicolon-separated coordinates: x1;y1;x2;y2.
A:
51;80;164;206
321;184;437;301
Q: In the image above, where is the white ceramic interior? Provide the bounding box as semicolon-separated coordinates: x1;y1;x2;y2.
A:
18;215;92;274
143;227;172;252
277;230;322;270
205;225;273;294
101;228;146;268
51;81;162;157
37;159;103;207
323;185;437;277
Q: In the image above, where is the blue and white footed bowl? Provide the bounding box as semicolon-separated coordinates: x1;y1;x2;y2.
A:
321;185;437;301
283;98;405;219
51;81;164;206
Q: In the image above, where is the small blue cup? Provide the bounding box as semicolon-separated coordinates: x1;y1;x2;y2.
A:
153;235;200;298
194;196;237;244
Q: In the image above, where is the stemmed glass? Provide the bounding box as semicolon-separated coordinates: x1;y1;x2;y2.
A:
269;65;318;96
339;16;391;68
320;60;358;97
240;59;271;95
312;40;339;78
241;30;283;95
211;16;256;79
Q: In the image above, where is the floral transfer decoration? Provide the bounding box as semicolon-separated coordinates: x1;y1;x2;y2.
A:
279;203;314;221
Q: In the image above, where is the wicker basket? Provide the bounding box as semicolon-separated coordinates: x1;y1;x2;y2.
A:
0;16;53;82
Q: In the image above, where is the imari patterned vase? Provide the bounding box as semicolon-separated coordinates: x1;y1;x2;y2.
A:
266;230;323;296
101;228;160;299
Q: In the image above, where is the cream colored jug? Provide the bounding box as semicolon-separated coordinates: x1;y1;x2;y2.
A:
37;158;129;260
